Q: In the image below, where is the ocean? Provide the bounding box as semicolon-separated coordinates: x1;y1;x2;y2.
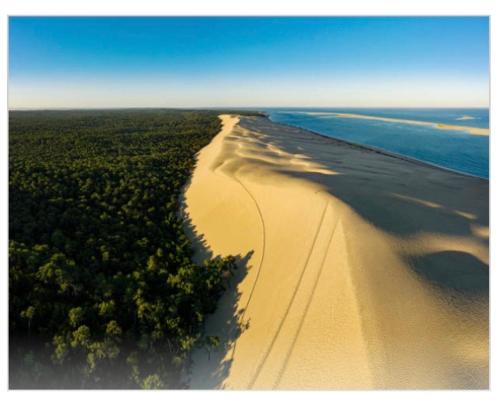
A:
265;108;489;179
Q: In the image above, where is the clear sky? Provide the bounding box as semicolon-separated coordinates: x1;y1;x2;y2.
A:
9;17;489;109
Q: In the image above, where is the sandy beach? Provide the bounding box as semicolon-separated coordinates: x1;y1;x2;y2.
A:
183;114;489;389
303;111;489;136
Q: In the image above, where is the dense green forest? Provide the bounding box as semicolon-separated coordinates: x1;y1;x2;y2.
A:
9;109;252;389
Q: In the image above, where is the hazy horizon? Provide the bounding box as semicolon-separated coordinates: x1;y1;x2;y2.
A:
9;106;490;111
9;17;489;109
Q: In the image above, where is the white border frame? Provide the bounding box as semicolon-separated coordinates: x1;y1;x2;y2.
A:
0;1;497;405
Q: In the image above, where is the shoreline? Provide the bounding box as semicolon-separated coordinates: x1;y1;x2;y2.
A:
304;112;489;136
184;114;489;389
263;113;489;181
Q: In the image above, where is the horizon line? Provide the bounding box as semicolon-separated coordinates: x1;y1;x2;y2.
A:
9;106;490;111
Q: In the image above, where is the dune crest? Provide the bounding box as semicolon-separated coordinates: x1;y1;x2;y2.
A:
183;115;489;389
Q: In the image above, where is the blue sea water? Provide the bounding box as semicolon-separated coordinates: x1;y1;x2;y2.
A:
265;108;489;178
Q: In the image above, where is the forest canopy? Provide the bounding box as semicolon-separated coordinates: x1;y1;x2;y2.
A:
8;109;249;389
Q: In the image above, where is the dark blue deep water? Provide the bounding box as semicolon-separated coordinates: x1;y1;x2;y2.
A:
265;108;489;178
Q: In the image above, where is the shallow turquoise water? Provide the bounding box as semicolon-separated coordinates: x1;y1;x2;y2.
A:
265;108;489;178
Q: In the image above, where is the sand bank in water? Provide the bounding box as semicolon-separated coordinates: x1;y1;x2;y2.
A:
183;115;489;389
305;111;489;136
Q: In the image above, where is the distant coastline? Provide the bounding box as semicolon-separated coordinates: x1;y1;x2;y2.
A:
265;114;489;181
296;111;489;136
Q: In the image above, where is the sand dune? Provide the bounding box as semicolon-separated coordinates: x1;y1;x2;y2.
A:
304;111;489;136
182;115;489;389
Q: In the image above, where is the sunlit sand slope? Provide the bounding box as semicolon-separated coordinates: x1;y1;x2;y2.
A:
183;115;489;389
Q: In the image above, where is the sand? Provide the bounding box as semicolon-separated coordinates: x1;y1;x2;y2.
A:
304;111;489;136
182;114;489;390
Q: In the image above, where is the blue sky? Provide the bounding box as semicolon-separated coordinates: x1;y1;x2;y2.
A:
9;17;489;108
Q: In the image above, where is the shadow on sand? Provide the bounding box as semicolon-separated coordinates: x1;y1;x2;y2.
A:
239;116;489;299
179;173;254;389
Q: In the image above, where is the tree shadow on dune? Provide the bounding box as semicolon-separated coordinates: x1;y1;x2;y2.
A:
178;175;254;389
189;250;253;389
406;250;489;296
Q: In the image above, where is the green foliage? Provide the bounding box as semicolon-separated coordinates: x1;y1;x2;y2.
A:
142;374;165;389
9;110;237;388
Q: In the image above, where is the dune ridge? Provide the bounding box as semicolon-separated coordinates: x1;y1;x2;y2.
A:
183;115;489;389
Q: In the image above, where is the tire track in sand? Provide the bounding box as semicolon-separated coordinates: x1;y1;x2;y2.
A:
212;125;268;361
272;213;341;389
248;199;330;389
230;176;266;338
